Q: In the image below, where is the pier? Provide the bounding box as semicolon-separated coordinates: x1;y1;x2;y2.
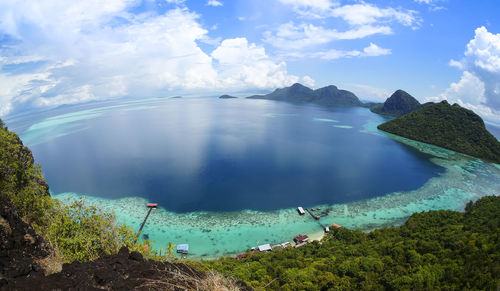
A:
135;203;158;243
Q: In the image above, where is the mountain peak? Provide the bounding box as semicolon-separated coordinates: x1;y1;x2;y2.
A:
371;89;421;117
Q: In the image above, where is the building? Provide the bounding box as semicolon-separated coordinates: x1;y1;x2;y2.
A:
331;223;342;229
281;242;292;248
236;253;248;260
176;244;189;254
258;244;272;252
294;234;309;244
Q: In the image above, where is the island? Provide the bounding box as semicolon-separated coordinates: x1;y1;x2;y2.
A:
219;94;238;99
371;89;422;116
378;100;500;163
246;83;364;106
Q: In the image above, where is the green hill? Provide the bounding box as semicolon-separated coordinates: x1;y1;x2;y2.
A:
378;100;500;163
247;83;363;106
371;89;422;116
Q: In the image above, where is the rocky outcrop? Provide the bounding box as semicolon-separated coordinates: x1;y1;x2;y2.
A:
0;193;52;286
6;246;252;290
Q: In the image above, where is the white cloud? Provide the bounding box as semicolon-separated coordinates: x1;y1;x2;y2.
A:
211;38;299;89
278;0;338;18
301;75;315;88
363;43;392;56
433;26;500;123
436;71;486;105
414;0;446;11
330;4;419;27
347;84;390;102
206;0;223;7
263;3;417;59
263;22;392;51
0;1;301;116
313;43;391;60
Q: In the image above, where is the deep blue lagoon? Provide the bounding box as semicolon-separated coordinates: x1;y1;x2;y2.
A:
14;97;442;212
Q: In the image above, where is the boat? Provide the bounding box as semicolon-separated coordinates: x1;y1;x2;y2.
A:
297;206;305;215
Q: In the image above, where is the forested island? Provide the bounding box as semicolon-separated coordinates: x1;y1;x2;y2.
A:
219;94;238;99
246;83;364;107
378;100;500;164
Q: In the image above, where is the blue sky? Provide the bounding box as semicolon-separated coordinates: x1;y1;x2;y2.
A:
0;0;499;124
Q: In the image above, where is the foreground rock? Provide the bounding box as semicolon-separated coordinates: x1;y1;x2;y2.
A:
5;246;252;290
0;193;52;286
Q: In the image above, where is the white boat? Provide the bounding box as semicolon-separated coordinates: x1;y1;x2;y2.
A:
297;206;305;215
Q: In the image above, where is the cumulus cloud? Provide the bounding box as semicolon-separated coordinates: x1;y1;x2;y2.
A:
362;43;392;56
430;27;500;123
301;75;315;88
211;38;298;89
0;1;301;116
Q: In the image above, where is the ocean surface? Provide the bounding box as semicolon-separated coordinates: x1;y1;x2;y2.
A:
6;97;500;258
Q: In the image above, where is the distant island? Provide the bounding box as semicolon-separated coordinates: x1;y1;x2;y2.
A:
371;89;422;117
246;83;364;107
219;95;237;99
378;100;500;164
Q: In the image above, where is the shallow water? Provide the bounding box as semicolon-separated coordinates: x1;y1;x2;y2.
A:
6;97;500;258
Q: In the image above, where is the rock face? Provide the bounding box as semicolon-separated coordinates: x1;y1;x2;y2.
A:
7;246;252;290
247;83;363;106
0;193;52;286
378;100;500;163
371;89;421;116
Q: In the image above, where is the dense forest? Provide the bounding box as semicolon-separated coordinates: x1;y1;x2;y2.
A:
378;100;500;164
200;196;500;290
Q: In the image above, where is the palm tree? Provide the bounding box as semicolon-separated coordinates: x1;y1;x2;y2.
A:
167;242;175;261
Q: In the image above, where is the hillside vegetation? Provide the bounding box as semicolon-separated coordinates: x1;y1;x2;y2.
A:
0;120;159;268
378;100;500;164
202;196;500;290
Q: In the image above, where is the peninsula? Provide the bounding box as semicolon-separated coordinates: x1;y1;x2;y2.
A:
378;100;500;163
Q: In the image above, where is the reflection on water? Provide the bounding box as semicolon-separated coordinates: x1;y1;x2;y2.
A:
11;98;445;212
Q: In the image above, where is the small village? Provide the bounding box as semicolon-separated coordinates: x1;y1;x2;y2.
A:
234;206;343;260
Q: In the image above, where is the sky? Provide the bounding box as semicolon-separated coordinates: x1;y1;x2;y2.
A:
0;0;499;124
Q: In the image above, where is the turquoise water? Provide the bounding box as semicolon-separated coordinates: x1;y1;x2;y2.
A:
6;97;500;258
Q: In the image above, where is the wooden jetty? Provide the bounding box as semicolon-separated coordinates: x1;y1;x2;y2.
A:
305;208;320;220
